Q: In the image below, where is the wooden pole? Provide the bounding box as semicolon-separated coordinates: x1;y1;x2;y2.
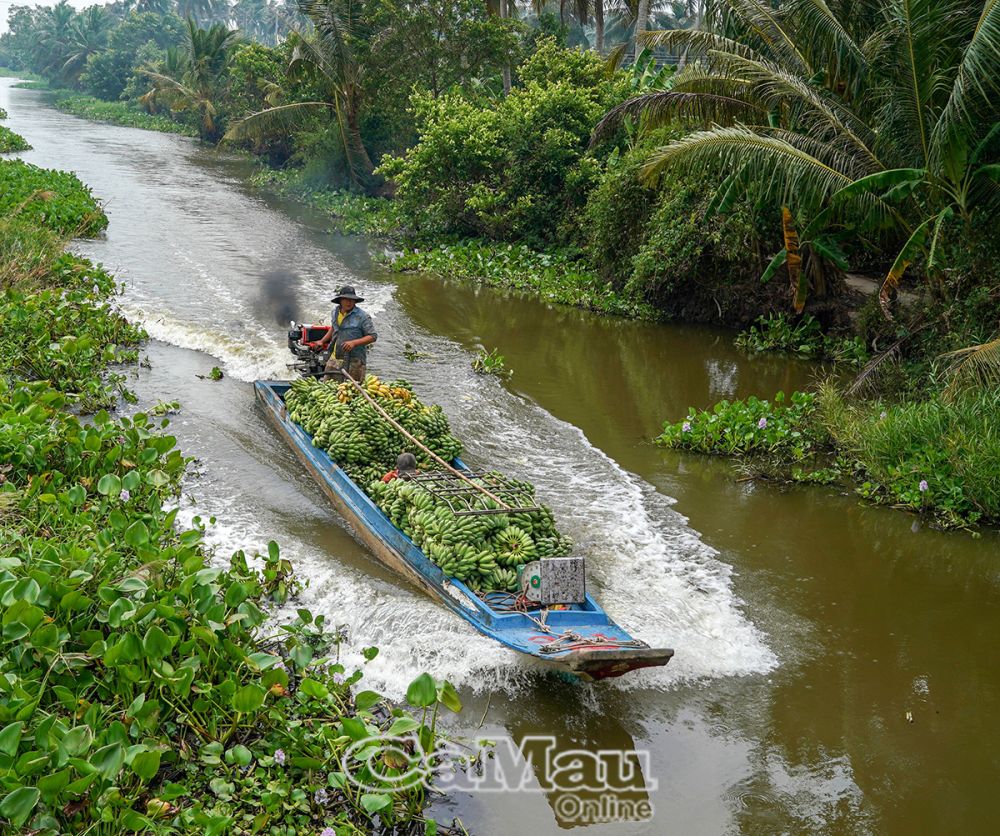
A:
334;372;515;511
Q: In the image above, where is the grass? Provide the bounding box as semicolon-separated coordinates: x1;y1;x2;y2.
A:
0;66;44;81
249;168;405;235
52;92;197;136
657;382;1000;530
818;385;1000;529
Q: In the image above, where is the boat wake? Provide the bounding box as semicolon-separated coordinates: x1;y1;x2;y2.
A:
142;286;775;699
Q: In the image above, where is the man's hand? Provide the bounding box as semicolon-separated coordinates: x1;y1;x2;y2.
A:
341;339;357;352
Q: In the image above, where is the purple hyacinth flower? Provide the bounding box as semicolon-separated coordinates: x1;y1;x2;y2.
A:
919;480;929;492
273;749;286;766
757;417;768;429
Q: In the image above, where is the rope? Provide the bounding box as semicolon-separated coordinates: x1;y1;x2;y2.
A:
332;370;516;512
476;592;649;655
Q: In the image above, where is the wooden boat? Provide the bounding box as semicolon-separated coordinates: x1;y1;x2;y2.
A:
255;380;673;680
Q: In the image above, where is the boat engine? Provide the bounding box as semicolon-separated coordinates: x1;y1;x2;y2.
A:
287;321;332;376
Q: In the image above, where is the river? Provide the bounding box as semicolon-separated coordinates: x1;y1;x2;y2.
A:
4;78;998;834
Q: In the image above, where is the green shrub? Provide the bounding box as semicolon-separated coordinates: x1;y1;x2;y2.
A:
0;106;8;119
0;160;107;237
377;38;626;245
584;127;679;281
626;173;773;312
0;125;31;153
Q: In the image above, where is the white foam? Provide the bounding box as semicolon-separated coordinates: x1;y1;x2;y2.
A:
408;353;777;689
121;302;288;382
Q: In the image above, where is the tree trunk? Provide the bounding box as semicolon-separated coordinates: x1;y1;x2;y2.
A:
344;95;376;191
635;0;650;61
595;0;604;53
501;0;511;95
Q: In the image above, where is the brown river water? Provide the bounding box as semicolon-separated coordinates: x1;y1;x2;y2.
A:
4;78;998;834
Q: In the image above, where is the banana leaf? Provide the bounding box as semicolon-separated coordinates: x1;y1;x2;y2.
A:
831;168;926;204
878;210;941;315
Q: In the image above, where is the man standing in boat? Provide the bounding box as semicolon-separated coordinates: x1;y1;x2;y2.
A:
319;285;378;382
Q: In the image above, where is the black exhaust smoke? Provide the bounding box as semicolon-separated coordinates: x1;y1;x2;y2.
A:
258;269;302;326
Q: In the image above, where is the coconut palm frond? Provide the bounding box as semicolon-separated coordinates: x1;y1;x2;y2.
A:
727;0;812;75
756;127;878;182
640;27;763;62
603;41;630;74
592;89;765;142
941;336;1000;400
297;0;361;86
223;100;335;143
791;0;867;72
710;51;881;169
640;125;855;210
931;0;1000;165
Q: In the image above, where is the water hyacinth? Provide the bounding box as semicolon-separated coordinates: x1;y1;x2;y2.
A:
119;489;131;502
758;417;768;429
919;480;929;492
682;421;692;432
273;748;286;766
314;788;329;805
321;829;336;836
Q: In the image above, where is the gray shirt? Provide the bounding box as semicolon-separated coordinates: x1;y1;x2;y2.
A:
330;305;378;363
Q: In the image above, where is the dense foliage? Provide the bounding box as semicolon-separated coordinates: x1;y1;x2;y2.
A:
378;39;622;243
603;0;1000;317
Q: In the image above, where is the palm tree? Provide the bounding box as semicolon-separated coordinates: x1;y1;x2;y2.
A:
225;0;376;188
61;6;112;85
595;0;1000;314
142;18;241;141
176;0;230;24
32;1;77;79
134;0;176;13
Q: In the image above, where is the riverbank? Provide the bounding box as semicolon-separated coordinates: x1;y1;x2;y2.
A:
251;164;1000;531
0;156;462;833
52;91;198;136
250;168;657;320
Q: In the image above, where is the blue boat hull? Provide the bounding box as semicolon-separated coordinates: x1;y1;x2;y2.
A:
255;380;673;679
